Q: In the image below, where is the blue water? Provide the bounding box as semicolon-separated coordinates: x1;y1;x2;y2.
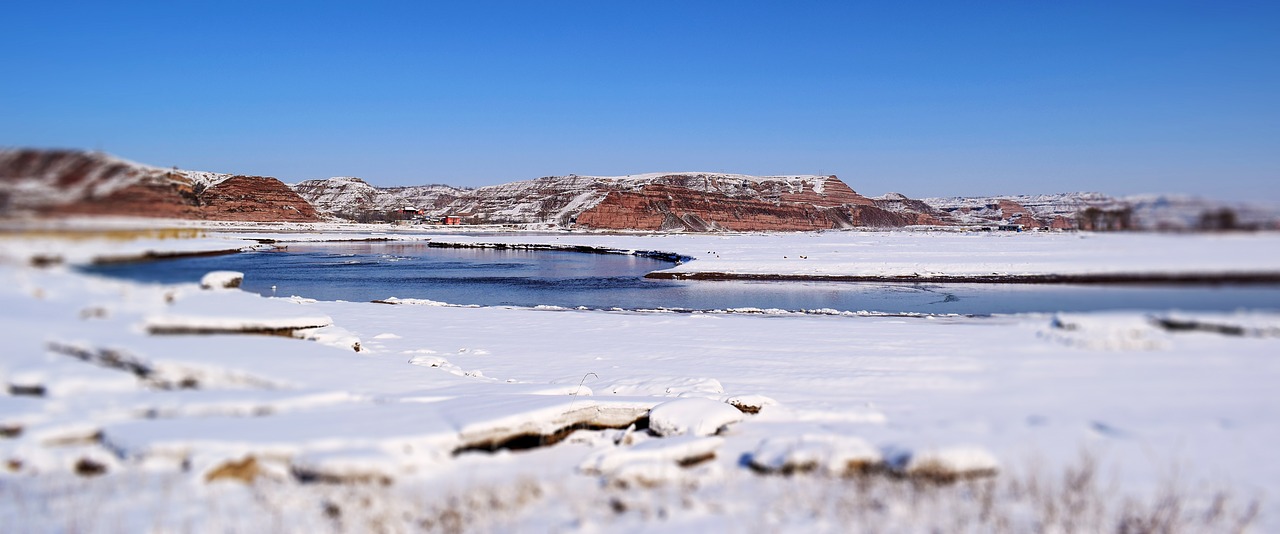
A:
80;242;1280;315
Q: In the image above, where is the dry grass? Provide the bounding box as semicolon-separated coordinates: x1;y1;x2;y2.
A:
0;453;1263;533
0;228;206;242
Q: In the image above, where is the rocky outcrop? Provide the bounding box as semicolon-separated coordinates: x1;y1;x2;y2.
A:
0;149;320;222
920;193;1124;229
574;175;883;231
290;177;468;223
996;200;1045;229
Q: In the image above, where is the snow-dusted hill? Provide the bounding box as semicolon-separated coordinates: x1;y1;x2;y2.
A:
291;172;891;230
290;177;470;222
7;148;1277;231
294;172;1280;231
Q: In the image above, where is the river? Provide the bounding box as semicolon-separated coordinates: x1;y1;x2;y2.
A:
81;242;1280;315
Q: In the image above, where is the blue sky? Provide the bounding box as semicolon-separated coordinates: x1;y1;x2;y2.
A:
3;1;1278;201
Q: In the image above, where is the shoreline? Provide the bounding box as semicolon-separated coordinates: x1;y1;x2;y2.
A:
643;270;1280;285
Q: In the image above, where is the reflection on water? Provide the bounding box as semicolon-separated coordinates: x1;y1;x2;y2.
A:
81;242;1280;315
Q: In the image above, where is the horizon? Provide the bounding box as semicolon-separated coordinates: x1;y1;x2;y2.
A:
9;145;1280;206
3;2;1278;203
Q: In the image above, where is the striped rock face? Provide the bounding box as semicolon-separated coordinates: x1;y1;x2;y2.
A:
294;172;942;231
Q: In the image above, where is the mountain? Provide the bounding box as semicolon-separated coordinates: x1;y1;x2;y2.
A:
6;148;1275;231
292;172;945;231
0;149;320;222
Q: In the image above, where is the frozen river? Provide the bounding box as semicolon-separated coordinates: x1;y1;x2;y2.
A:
82;241;1280;315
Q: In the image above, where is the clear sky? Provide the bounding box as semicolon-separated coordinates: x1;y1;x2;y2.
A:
3;1;1278;201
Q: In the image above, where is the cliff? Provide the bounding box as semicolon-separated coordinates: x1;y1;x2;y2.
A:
0;149;320;222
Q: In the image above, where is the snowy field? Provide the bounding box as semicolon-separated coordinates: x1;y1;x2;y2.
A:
1;225;1278;532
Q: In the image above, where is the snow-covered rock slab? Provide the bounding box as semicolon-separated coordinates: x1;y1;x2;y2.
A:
104;395;656;471
648;398;746;437
448;395;654;451
724;394;778;414
1042;313;1170;350
580;434;724;476
145;316;332;336
146;287;332;335
199;271;244;290
747;434;883;476
888;446;1000;482
290;447;399;485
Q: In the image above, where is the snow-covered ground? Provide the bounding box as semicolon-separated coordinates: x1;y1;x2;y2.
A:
1;227;1278;531
413;229;1280;280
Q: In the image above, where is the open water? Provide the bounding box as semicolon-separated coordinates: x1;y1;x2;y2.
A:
81;242;1280;315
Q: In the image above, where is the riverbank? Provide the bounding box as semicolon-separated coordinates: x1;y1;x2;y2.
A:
2;227;1279;530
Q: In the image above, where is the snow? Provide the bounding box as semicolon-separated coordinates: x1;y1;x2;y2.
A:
2;228;1280;530
416;230;1280;279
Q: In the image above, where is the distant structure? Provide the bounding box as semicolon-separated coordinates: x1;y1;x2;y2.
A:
395;206;420;221
1075;206;1134;231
